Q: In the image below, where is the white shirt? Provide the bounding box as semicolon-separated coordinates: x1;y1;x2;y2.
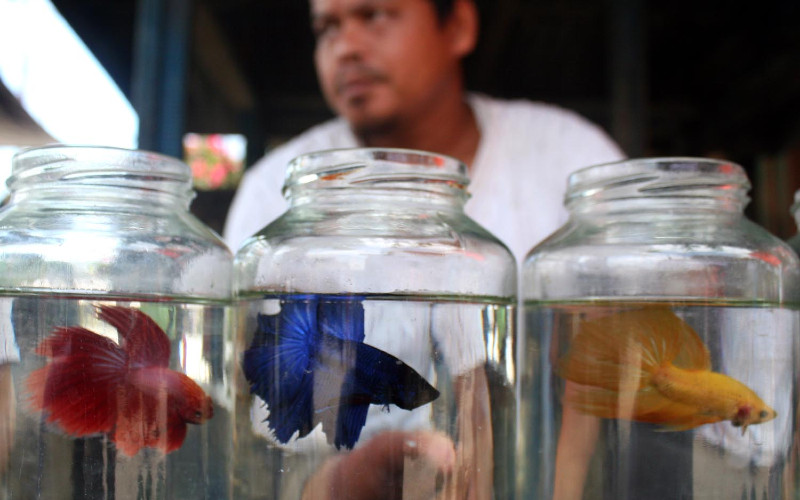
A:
224;93;625;261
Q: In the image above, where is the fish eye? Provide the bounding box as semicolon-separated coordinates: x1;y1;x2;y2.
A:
759;410;769;419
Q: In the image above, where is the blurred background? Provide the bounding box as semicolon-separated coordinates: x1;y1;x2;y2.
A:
1;0;799;238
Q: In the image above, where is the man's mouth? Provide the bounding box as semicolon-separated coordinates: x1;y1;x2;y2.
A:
335;69;387;101
338;77;377;99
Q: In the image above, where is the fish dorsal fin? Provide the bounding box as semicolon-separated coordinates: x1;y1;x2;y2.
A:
615;307;683;372
558;307;671;389
665;311;711;371
603;307;710;372
558;306;710;391
97;306;171;367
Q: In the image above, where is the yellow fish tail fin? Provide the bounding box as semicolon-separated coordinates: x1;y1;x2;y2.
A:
564;382;704;425
558;307;679;387
558;306;713;423
562;383;644;420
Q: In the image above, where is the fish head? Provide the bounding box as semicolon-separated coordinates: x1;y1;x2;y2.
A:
172;374;214;424
392;378;440;410
731;402;777;433
180;393;214;424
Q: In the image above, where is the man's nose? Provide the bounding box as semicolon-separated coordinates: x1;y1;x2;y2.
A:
331;19;368;60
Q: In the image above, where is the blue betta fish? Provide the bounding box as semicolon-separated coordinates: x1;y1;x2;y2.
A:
243;296;440;449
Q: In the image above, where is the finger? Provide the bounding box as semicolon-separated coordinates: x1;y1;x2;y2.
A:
304;429;456;500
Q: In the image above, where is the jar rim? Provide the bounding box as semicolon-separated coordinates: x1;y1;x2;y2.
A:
569;156;748;185
565;157;750;210
283;147;469;194
9;144;191;188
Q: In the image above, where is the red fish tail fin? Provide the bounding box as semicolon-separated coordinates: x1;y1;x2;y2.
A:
34;326;119;358
25;326;127;437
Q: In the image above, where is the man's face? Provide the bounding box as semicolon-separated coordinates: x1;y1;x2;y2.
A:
311;0;464;135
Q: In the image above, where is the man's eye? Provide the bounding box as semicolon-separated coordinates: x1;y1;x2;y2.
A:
366;8;386;21
313;20;338;40
360;7;391;25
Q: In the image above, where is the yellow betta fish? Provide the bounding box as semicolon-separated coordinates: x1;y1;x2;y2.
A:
557;307;776;433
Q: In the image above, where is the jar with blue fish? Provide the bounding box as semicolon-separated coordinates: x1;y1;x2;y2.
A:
520;158;800;499
0;146;234;499
233;148;517;499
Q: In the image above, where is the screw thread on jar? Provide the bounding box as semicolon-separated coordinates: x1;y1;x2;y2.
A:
283;148;470;209
9;145;195;211
565;157;750;216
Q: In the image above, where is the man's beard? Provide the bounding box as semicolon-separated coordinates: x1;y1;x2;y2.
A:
349;113;401;142
330;64;400;141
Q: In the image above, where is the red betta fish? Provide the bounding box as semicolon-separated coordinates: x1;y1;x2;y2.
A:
26;305;213;456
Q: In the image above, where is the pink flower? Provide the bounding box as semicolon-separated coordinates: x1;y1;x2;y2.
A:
206;135;224;153
209;163;227;188
190;159;206;179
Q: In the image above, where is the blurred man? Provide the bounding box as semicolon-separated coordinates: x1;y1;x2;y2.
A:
223;0;624;259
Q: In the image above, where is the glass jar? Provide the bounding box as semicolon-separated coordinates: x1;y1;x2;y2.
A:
0;146;234;499
520;158;800;500
234;148;517;499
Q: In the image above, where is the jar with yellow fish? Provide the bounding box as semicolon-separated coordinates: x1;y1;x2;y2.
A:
0;146;234;499
520;158;800;499
233;148;517;499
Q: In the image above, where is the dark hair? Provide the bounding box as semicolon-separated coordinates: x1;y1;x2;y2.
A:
430;0;456;21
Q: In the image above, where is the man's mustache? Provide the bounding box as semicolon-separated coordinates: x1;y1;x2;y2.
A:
334;65;389;94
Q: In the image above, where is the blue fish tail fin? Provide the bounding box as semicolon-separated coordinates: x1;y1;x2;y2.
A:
334;401;370;450
243;322;315;444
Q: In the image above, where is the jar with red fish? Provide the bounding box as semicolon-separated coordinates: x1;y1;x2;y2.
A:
521;157;800;499
233;148;517;499
0;146;234;499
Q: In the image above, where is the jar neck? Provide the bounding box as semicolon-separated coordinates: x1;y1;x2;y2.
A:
566;157;750;218
8;145;195;211
283;148;470;211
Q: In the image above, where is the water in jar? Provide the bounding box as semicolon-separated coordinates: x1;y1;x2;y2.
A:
0;294;232;499
520;300;798;500
233;293;516;500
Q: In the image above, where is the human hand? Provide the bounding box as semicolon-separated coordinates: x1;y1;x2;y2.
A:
302;429;456;500
302;367;494;499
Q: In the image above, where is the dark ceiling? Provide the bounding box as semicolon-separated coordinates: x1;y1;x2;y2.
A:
45;0;800;235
